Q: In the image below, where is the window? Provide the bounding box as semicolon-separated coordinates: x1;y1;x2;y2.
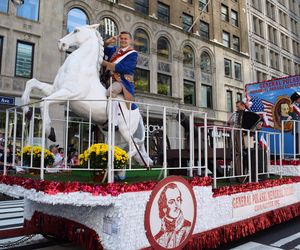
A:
224;59;232;77
182;13;193;31
134;29;149;54
157;73;171;96
99;18;118;41
232;36;240;51
183;45;194;68
266;1;275;20
226;91;233;112
201;84;212;108
16;0;39;21
254;43;266;64
231;10;238;26
0;37;3;73
157;37;170;61
222;31;230;48
279;10;287;28
199;0;208;12
134;68;149;92
221;4;229;22
135;0;149;14
268;25;277;44
253;16;264;37
283;57;291;74
251;0;262;11
157;2;170;23
234;62;241;80
200;52;211;73
184;80;196;105
281;33;289;51
291;18;298;34
200;21;209;39
293;40;299;57
182;0;192;3
0;0;8;13
269;50;279;70
15;41;34;78
256;70;267;82
237;93;242;102
67;8;89;33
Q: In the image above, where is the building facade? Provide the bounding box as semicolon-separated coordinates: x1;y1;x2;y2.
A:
0;0;250;139
247;0;300;82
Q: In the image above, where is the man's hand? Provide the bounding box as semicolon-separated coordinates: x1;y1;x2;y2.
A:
104;35;119;46
102;60;115;71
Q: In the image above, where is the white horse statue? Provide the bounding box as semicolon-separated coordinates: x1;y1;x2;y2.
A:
21;24;152;166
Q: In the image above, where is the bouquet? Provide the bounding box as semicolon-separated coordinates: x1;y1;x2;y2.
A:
79;143;128;171
20;145;55;167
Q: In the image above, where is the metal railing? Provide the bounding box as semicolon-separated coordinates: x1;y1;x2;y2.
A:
201;126;282;188
282;120;300;160
3;98;208;182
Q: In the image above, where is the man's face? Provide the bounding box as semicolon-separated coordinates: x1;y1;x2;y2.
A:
280;103;289;116
119;33;131;48
165;188;182;219
236;103;245;111
51;147;58;154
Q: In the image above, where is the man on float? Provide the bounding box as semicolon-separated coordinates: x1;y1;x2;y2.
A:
102;31;138;131
290;92;300;157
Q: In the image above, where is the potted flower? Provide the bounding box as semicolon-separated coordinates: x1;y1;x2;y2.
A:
19;145;55;174
79;143;128;182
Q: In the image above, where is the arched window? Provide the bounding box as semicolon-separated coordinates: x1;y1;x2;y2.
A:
134;29;149;54
157;37;170;61
200;52;213;109
99;18;118;41
67;8;89;33
183;45;194;68
200;52;211;73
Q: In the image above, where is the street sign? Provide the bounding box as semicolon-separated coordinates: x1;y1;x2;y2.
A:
0;96;15;105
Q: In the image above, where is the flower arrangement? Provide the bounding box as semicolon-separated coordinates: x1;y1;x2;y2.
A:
20;145;55;167
79;143;128;171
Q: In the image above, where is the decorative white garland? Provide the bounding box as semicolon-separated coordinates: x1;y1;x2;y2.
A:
269;165;300;176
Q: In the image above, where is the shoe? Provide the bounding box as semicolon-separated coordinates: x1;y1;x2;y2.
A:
102;125;119;132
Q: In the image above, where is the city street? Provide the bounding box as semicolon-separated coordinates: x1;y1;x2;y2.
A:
0;195;82;249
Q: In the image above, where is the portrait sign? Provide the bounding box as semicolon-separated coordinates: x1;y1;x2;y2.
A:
273;95;293;132
144;176;197;250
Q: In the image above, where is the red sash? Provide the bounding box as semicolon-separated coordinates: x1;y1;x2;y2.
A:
110;48;133;63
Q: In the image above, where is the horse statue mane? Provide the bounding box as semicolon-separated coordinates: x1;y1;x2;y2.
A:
21;24;153;166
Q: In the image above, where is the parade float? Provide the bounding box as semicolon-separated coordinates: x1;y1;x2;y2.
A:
0;25;300;250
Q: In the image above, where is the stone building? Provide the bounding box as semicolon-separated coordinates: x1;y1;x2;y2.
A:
0;0;250;146
247;0;300;82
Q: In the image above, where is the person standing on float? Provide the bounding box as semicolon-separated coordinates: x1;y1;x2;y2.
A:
290;92;300;157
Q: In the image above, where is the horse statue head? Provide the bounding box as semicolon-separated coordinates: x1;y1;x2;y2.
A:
21;24;153;168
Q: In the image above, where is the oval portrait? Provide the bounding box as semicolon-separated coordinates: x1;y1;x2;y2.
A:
273;95;293;132
144;176;197;250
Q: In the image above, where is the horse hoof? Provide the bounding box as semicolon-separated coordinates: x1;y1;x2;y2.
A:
25;109;33;121
48;127;56;142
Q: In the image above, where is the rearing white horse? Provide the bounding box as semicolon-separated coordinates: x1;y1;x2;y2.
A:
21;24;152;166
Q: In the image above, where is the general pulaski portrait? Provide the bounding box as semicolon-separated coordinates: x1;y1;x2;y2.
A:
273;96;293;132
154;183;191;248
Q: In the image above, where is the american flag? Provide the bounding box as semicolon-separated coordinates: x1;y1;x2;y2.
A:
250;96;274;127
